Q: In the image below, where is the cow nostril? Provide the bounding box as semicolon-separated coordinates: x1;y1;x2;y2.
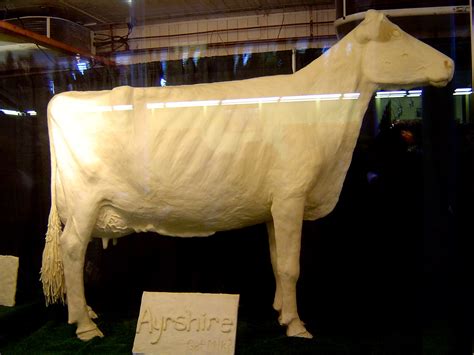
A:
444;60;452;69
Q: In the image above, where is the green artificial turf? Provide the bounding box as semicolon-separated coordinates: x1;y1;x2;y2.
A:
0;304;460;354
1;310;136;354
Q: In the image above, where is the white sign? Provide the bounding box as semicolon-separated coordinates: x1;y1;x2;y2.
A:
0;255;19;307
133;292;239;355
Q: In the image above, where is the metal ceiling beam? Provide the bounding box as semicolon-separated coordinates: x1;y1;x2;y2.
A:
0;19;115;66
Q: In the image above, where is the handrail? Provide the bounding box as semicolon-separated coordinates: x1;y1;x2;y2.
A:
335;5;470;28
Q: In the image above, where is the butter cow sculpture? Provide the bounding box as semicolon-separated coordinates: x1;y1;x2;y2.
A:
41;10;454;341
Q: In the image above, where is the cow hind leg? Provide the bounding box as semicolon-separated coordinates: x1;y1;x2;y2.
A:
266;221;282;316
61;211;103;341
270;197;312;339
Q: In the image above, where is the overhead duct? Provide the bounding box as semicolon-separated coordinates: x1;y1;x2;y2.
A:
5;16;94;54
0;16;115;67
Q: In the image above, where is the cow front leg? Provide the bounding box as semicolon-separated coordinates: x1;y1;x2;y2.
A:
266;221;282;316
271;197;312;338
61;215;103;341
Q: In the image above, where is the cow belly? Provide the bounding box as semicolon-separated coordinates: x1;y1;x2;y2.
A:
92;199;271;239
92;206;216;238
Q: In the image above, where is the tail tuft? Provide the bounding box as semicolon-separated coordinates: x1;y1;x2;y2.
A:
40;203;66;305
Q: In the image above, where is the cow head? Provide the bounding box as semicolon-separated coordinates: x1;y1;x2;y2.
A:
355;10;454;89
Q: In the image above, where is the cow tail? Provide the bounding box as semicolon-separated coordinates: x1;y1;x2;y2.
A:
40;111;66;305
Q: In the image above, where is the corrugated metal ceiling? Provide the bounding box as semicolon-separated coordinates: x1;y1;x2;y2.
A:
0;0;334;28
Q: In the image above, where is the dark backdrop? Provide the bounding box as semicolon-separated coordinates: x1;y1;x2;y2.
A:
0;43;472;353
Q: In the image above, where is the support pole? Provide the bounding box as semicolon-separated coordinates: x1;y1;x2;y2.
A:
292;48;296;73
470;0;473;122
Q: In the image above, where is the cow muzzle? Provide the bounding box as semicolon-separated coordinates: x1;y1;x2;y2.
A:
429;58;454;87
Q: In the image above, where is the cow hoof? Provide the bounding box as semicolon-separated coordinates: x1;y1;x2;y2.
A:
286;319;313;339
77;325;104;341
87;305;99;319
278;315;305;327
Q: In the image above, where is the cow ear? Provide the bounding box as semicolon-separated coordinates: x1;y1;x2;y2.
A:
354;10;385;44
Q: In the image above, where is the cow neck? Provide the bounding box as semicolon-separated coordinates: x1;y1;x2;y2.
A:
295;33;376;100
